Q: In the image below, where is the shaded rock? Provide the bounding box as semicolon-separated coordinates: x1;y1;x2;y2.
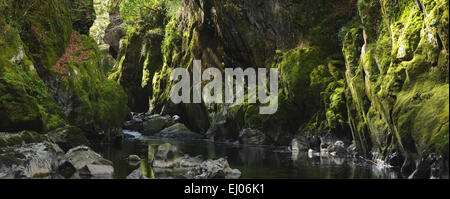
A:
79;164;114;178
178;155;203;168
57;161;77;179
0;79;44;133
127;155;141;162
154;143;181;161
153;143;182;168
291;137;309;152
103;4;125;58
408;153;440;179
142;115;174;135
386;152;404;167
204;104;239;142
239;128;266;145
307;136;321;151
0;142;64;179
154;123;203;140
151;143;203;170
62;146;113;170
70;0;96;34
327;141;346;157
346;143;358;157
46;125;88;152
126;167;148;179
0;131;47;148
123;120;143;132
58;145;113;178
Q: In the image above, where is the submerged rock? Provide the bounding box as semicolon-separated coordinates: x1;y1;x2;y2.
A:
154;143;182;161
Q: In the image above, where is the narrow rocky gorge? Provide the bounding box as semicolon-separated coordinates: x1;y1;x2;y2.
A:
0;0;448;179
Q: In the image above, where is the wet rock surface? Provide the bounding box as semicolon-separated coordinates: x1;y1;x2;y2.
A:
184;158;242;179
155;123;204;140
126;143;241;179
142;115;174;135
124;113;204;140
58;145;114;179
0;142;63;179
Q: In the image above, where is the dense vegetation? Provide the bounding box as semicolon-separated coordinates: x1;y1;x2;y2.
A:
0;0;448;179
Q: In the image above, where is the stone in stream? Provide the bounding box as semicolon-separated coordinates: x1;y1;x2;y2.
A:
142;115;174;136
154;123;203;140
127;155;141;162
327;141;346;157
291;137;309;152
126;167;147;179
127;155;141;166
153;143;183;168
184;158;241;179
58;145;114;179
79;164;114;178
46;125;88;152
128;143;241;179
238;128;266;145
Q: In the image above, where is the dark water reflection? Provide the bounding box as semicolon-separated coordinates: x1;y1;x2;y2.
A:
93;134;399;179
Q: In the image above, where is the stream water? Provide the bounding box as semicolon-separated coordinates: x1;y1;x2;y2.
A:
92;130;400;179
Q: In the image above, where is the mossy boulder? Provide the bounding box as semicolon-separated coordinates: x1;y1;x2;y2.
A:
1;1;128;144
0;131;47;148
0;19;65;133
47;125;88;152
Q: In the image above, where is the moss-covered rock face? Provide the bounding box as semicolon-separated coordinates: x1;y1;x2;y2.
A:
143;0;356;139
0;18;64;133
343;0;449;175
0;131;47;148
56;33;129;137
109;1;165;112
1;0;129;146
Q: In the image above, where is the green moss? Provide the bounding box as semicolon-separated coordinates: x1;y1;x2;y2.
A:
0;131;46;147
342;0;449;161
61;34;129;134
95;80;129;130
47;125;88;151
17;0;73;70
